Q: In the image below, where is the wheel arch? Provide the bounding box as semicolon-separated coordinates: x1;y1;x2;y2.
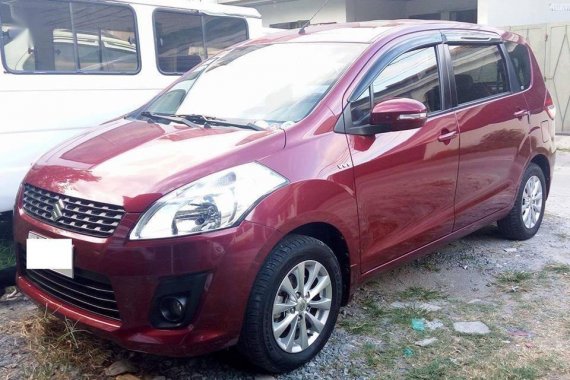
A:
530;153;551;197
288;222;352;306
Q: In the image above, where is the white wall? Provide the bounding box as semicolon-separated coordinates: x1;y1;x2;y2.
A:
479;0;570;26
343;0;477;23
245;0;347;27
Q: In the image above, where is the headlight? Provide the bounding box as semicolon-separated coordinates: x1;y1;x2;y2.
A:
130;163;288;240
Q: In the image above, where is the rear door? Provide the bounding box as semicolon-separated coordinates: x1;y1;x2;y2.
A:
445;34;531;230
343;33;460;273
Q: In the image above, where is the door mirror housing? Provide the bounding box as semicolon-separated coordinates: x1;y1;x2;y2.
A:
349;98;428;136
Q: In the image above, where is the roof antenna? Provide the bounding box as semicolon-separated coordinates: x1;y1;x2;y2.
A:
299;0;330;35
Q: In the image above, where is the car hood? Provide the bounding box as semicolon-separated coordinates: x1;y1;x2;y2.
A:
25;119;286;212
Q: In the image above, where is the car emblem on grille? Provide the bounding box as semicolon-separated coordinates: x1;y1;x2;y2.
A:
51;199;65;222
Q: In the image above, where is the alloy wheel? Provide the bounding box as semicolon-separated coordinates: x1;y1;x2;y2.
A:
272;260;333;353
521;175;543;229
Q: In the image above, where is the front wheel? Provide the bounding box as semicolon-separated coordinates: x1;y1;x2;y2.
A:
237;235;342;373
498;163;546;240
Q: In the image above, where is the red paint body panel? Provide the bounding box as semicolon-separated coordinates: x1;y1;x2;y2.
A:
348;113;459;272
15;201;284;356
29;119;286;212
453;92;530;230
13;21;556;358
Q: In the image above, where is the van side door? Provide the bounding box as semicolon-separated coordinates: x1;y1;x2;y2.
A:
342;33;460;273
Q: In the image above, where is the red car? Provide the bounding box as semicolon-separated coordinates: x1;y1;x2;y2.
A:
14;20;556;372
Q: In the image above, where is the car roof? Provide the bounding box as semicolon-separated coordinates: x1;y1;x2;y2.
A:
250;20;505;45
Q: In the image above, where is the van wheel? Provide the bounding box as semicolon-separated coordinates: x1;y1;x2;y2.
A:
238;235;342;373
498;163;546;240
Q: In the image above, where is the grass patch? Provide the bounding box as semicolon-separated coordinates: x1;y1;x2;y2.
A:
497;271;533;284
339;298;435;335
0;239;15;270
338;318;376;335
406;358;457;380
341;274;570;380
362;342;383;367
17;310;114;379
363;298;434;325
388;307;434;326
397;286;445;301
544;263;570;275
496;271;534;292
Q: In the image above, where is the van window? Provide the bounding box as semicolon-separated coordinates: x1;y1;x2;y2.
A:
154;10;248;74
154;11;206;74
505;42;532;90
350;47;442;128
72;3;138;73
0;0;139;74
204;15;248;57
449;45;509;105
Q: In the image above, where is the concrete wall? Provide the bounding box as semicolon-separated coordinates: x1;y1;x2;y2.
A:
506;23;570;134
346;0;476;22
346;0;404;22
218;0;477;25
479;0;570;26
406;0;476;18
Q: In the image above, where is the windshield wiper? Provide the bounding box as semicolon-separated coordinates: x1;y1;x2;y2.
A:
177;114;264;131
141;111;208;129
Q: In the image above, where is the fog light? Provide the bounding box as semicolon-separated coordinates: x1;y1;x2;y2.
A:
159;296;187;323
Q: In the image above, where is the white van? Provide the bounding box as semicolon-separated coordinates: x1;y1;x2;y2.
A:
0;0;263;214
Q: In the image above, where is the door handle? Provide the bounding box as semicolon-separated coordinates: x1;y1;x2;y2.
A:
514;109;530;119
438;130;458;142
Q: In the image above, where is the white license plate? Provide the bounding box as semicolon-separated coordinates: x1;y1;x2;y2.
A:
27;232;74;279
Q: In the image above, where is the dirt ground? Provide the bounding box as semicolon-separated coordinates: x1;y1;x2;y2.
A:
0;141;569;380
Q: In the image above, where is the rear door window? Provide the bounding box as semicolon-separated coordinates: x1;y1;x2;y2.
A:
449;45;509;105
0;0;139;74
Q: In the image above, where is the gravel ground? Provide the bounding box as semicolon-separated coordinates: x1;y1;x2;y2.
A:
1;143;569;379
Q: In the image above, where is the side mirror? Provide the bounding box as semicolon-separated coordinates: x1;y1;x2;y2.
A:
349;98;427;136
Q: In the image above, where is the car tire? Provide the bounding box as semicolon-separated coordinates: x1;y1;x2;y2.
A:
237;234;342;373
498;163;546;240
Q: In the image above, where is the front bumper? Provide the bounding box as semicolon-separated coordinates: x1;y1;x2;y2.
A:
14;206;283;357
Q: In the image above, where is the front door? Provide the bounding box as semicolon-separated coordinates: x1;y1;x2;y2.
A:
345;43;460;273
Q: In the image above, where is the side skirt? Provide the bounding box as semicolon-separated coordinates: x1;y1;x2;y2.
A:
358;206;512;284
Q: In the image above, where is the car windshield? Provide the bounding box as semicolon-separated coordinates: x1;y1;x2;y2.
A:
139;42;367;127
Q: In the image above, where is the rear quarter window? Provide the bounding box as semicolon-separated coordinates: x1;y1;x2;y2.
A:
505;42;532;90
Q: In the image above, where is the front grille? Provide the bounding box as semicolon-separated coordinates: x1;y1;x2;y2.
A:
21;251;121;320
22;184;125;238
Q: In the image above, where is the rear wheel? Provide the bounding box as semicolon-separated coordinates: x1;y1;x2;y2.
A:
237;234;342;373
498;163;546;240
